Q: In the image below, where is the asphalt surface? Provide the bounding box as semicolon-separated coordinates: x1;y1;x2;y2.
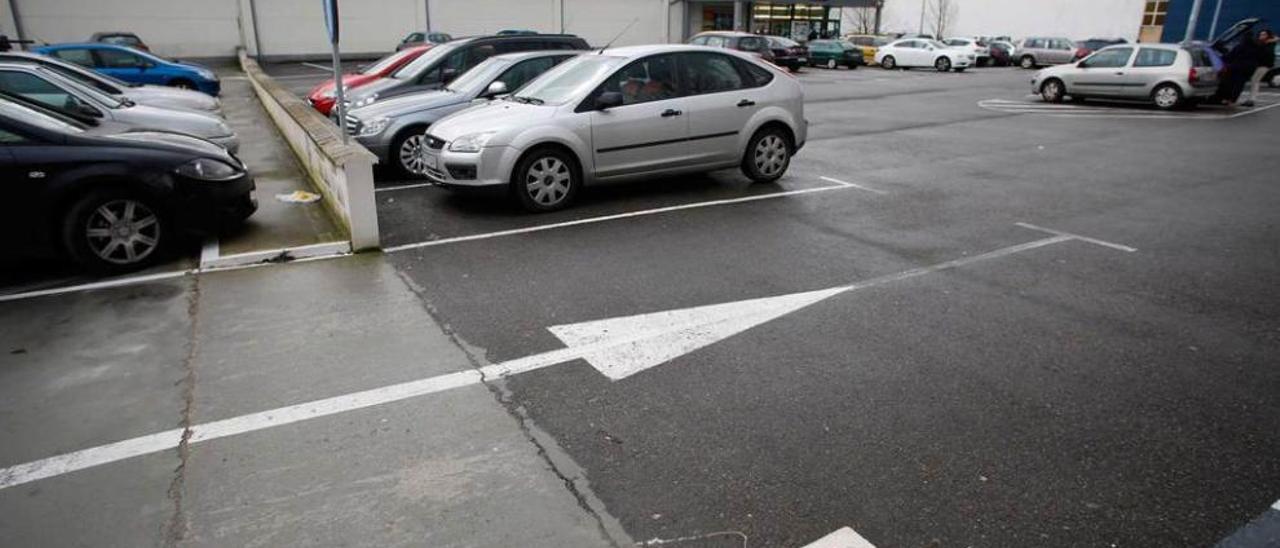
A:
4;62;1280;547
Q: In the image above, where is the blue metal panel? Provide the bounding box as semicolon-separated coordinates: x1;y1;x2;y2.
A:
1162;0;1277;42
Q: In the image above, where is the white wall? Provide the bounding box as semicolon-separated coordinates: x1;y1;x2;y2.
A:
253;0;422;56
562;0;667;46
879;0;1147;42
429;0;558;38
11;0;243;57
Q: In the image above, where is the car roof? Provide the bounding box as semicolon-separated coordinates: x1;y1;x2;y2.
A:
693;31;756;38
599;44;735;58
490;50;581;62
91;32;140;38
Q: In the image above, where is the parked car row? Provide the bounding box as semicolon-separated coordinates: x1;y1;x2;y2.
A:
308;32;804;213
1;34;255;272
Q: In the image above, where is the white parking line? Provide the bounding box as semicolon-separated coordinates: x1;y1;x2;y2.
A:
375;182;435;193
803;527;877;548
300;62;333;72
1016;222;1136;253
819;176;887;194
199;237;220;267
979;98;1280;119
386;179;884;253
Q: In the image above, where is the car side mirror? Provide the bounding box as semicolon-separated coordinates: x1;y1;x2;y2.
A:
595;91;624;111
75;102;102;118
484;80;509;98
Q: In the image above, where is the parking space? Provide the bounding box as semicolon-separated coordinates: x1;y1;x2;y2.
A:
6;50;1280;548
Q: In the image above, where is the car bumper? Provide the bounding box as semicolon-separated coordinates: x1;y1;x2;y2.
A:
420;143;513;191
172;173;257;233
308;95;337;115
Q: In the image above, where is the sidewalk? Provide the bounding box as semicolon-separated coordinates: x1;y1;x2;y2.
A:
0;256;628;547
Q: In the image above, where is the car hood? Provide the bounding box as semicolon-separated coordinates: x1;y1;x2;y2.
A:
428;99;558;144
344;77;404;104
1036;64;1076;79
102;130;234;159
116;104;234;139
124;85;220;111
350;89;469;119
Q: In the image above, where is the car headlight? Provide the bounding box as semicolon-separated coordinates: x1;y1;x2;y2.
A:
448;132;496;153
357;117;390;137
351;94;378;109
175;158;242;181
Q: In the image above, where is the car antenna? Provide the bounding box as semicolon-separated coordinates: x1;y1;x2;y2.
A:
599;18;639;54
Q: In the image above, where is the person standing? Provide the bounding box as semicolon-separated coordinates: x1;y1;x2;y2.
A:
1241;30;1278;108
1220;31;1264;107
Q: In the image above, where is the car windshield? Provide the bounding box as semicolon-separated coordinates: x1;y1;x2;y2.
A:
0;98;86;134
445;57;509;94
511;55;623;106
42;68;126;108
361;49;416;75
392;41;461;79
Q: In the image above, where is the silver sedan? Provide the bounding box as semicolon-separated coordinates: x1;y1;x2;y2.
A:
419;44;806;212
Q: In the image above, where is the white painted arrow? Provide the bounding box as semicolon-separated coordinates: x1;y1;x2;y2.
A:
0;225;1133;490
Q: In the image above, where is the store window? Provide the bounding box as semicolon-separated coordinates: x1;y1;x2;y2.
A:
1142;1;1168;26
751;2;840;41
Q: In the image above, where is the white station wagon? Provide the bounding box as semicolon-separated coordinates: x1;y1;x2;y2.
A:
419;44;807;211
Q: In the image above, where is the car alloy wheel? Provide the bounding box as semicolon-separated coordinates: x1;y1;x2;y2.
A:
398;134;428;175
1152;84;1181;110
1041;80;1065;103
525;156;572;207
1020;56;1035;69
827;59;837;69
85;199;161;266
935;57;951;72
881;56;896;69
754;134;788;178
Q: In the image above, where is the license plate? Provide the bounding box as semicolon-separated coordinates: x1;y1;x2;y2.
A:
422;151;439;170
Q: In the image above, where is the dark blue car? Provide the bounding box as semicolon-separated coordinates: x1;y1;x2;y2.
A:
32;43;221;96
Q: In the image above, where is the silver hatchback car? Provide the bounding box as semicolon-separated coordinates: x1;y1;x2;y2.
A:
1031;43;1219;110
419;45;806;211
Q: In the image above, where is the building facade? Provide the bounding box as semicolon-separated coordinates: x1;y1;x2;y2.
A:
876;0;1148;42
1160;0;1278;42
0;0;876;60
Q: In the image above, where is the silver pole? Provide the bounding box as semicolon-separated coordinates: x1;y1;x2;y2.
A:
1184;0;1205;42
331;40;348;144
1207;0;1225;41
918;0;926;35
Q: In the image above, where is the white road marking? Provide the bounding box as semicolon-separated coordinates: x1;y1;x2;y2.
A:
0;226;1134;489
979;98;1280;120
0;270;191;303
803;527;877;548
1016;222;1136;253
199;237;220;267
300;62;333;72
199;241;350;270
1273;499;1280;511
375;182;435;193
819;176;887;194
386;181;873;253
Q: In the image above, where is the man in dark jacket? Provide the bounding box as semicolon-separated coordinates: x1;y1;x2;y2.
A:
1242;30;1277;107
1221;30;1269;106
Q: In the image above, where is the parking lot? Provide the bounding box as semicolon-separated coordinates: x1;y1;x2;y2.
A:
4;59;1280;548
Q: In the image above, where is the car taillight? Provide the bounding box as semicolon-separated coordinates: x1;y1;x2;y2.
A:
1189;67;1199;83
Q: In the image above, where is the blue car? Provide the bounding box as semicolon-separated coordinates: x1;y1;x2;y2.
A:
32;43;221;96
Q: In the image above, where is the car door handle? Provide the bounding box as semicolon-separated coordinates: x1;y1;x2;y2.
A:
737;99;756;107
661;109;683;117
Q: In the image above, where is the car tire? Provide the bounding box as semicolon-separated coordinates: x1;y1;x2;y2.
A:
61;188;169;275
1268;72;1278;88
848;61;859;70
955;67;966;73
1152;83;1183;110
741;125;792;184
513;147;580;212
1020;55;1036;69
880;56;896;70
391;127;430;179
1040;78;1066;103
168;79;197;90
826;59;837;69
935;57;952;72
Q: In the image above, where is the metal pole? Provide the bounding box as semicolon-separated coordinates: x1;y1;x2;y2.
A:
424;0;431;33
1184;0;1205;42
1207;0;1225;41
8;0;26;44
249;0;264;60
918;0;927;35
331;40;348;144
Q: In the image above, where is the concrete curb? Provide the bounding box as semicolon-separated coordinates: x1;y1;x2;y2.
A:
237;49;381;251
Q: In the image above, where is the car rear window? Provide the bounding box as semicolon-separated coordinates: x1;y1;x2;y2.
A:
51;48;94;67
1134;48;1177;68
1187;47;1215;67
733;57;774;88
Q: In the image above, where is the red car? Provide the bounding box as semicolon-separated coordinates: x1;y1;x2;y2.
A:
307;45;432;115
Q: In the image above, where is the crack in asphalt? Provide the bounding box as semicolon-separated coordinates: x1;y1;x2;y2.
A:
164;275;201;547
394;269;629;548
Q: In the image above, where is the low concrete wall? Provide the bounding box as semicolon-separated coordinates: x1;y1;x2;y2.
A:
238;49;380;251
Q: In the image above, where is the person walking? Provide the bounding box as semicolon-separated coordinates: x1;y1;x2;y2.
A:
1220;31;1265;107
1241;29;1277;107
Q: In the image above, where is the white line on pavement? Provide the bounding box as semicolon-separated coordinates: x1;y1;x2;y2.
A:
300;62;332;72
199;241;351;270
0;228;1132;490
386;181;874;253
819;176;887;194
1016;222;1137;253
803;527;877;548
199;237;220;267
1273;499;1280;511
376;182;435;193
0;270;192;304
